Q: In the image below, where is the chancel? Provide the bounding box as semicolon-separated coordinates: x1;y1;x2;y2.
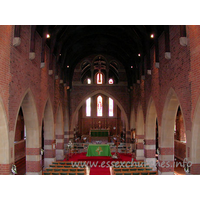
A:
1;25;200;175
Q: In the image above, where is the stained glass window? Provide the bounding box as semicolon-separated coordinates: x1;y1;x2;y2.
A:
109;97;114;116
87;78;91;84
97;72;103;84
86;98;91;116
97;96;103;116
109;78;114;84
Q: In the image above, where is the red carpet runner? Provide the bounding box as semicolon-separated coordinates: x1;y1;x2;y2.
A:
65;152;133;175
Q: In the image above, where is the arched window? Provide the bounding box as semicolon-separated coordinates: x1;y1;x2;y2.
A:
108;78;114;84
97;96;103;116
97;72;103;84
86;98;91;116
109;98;114;116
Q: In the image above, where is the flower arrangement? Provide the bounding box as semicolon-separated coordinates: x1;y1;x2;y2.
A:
67;140;73;149
41;149;44;156
11;164;17;175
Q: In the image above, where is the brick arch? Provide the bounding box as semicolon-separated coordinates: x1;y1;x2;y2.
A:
14;89;41;174
0;96;10;173
159;88;186;174
55;103;64;160
42;98;55;167
70;90;129;131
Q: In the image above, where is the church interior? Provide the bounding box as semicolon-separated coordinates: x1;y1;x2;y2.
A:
1;24;200;178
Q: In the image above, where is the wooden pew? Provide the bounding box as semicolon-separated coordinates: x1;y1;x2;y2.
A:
113;170;157;175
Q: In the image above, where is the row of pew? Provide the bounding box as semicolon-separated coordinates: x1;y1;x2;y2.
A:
43;161;87;175
111;161;157;175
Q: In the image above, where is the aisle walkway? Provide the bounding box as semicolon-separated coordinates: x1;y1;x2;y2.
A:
65;152;133;175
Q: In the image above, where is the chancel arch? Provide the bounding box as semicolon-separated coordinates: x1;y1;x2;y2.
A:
70;90;129;142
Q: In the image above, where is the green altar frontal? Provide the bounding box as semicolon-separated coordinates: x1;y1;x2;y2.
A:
90;129;109;137
86;144;112;156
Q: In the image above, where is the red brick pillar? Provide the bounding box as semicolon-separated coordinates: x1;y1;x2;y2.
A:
158;147;174;175
44;140;56;168
26;148;42;175
136;135;144;160
64;131;70;149
144;139;157;170
56;135;64;160
190;164;200;174
0;164;11;175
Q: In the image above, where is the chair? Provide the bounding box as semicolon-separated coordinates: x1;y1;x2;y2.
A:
130;168;137;171
64;165;70;168
60;173;68;175
132;173;139;175
77;169;84;172
146;168;152;171
44;172;51;175
115;173;123;175
70;169;76;172
141;172;148;175
62;169;69;172
53;162;58;164
69;173;76;175
77;173;85;175
149;172;157;175
124;173;131;175
54;169;61;172
52;173;59;175
46;168;53;171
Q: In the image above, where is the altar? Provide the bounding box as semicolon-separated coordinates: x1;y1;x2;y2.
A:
89;129;110;143
86;144;112;156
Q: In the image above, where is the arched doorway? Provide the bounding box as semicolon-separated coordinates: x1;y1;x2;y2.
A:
14;90;41;175
14;107;26;175
159;89;186;175
0;97;10;174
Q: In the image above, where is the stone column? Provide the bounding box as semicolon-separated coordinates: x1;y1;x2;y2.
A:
56;135;64;160
26;148;42;175
158;147;174;175
136;135;144;160
44;139;56;168
144;139;157;170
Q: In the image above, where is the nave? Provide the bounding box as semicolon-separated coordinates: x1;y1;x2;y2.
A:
41;143;185;175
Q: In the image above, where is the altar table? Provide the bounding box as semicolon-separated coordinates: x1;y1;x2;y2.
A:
86;144;112;156
90;129;109;137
